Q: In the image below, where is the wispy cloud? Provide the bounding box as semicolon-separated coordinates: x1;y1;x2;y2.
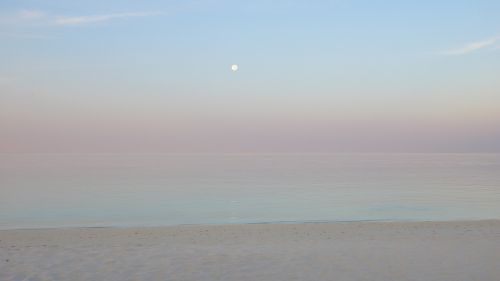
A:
18;10;46;20
54;11;162;26
444;36;500;56
1;10;162;28
0;9;46;25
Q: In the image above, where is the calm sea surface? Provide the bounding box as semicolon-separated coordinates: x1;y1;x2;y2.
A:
1;153;499;229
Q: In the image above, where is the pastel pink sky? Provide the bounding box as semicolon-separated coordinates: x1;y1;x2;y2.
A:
2;81;500;152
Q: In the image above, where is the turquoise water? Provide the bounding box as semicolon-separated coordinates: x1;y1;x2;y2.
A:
1;153;499;229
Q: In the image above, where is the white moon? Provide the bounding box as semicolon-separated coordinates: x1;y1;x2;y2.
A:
231;64;238;72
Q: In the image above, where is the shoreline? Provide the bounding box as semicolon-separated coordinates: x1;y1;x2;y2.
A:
2;220;500;281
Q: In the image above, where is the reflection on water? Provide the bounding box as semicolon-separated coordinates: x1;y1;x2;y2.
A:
1;153;499;229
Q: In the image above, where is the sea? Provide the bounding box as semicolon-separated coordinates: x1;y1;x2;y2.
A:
1;153;499;229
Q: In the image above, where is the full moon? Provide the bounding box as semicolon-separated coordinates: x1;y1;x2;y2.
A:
231;64;239;72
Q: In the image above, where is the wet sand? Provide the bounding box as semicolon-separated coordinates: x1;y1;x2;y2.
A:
1;220;500;281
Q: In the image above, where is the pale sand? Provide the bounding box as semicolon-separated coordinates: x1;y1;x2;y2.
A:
1;221;500;281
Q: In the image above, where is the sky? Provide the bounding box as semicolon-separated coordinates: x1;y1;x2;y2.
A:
1;0;499;153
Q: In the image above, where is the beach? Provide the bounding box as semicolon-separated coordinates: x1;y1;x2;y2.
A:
1;220;500;281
